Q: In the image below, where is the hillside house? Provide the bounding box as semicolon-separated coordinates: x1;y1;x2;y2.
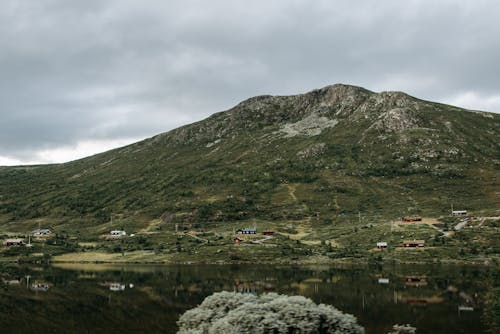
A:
236;228;256;235
452;210;467;216
3;239;25;247
109;283;126;292
402;217;422;222
110;230;127;237
233;237;243;244
403;240;425;248
32;229;53;237
376;242;388;249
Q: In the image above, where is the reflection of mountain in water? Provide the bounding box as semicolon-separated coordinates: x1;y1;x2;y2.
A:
0;264;494;333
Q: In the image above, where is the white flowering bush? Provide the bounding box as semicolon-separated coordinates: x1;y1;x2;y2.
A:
177;291;364;333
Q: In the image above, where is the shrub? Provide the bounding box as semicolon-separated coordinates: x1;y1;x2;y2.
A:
177;291;364;334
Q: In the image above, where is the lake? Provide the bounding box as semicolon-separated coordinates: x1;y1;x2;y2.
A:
0;263;496;333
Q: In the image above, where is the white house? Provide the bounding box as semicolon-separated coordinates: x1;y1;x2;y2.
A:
376;242;388;249
109;283;126;291
236;227;256;235
452;210;467;216
32;229;53;236
110;230;127;237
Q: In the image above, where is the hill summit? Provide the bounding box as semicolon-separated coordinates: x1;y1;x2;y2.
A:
0;84;499;229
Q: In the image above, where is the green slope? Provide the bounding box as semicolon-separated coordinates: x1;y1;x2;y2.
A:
0;84;499;235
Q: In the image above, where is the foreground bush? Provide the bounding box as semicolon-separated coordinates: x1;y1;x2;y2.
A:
177;291;364;333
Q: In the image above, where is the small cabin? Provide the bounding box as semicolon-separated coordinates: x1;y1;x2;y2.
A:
236;228;256;235
376;242;388;249
109;283;126;292
402;217;422;222
233;237;243;244
263;231;275;236
3;239;25;247
32;229;53;237
403;240;425;248
110;230;127;237
452;210;467;216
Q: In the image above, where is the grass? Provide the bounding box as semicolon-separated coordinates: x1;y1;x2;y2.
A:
52;251;170;263
0;213;493;265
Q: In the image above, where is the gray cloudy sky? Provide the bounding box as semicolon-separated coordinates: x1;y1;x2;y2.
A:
1;0;499;165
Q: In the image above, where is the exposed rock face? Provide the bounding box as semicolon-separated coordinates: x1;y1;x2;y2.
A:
160;84;442;148
278;113;338;137
370;108;419;132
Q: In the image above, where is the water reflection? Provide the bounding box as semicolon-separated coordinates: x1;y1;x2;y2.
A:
30;281;50;292
0;264;495;334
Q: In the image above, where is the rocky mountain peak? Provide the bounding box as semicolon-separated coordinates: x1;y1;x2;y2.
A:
162;84;427;145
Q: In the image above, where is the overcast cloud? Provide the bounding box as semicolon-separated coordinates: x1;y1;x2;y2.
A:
1;0;499;165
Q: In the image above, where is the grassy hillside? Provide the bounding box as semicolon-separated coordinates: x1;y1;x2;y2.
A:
0;84;498;263
1;84;498;222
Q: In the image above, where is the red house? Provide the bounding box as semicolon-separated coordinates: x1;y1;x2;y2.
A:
403;240;425;248
3;239;25;247
402;217;422;222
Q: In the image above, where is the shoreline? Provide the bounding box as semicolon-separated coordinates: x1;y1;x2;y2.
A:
2;257;495;266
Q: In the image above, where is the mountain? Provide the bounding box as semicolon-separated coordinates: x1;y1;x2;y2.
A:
0;84;499;234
